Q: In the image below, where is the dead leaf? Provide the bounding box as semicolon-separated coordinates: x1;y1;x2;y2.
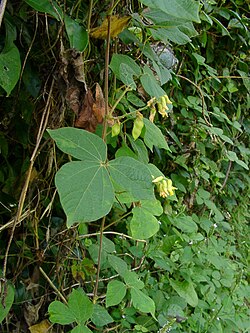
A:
92;83;105;123
29;319;52;333
90;15;131;39
24;297;44;327
75;89;97;132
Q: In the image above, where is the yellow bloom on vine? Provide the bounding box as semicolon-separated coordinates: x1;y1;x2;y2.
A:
152;176;177;198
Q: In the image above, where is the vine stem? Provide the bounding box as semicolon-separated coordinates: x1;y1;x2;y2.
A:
93;216;106;303
94;0;114;302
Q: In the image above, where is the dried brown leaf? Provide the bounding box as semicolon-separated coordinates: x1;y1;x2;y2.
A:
93;83;105;123
75;89;97;132
90;16;131;39
29;319;52;333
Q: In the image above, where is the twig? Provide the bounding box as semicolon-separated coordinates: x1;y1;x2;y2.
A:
2;79;55;302
221;160;232;191
39;267;67;304
177;74;212;127
93;216;106;302
0;0;8;29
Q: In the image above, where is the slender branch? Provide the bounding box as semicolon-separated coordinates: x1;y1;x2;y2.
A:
39;267;67;304
102;1;114;140
177;74;212;127
93;216;106;302
0;0;8;29
221;160;232;191
2;79;54;294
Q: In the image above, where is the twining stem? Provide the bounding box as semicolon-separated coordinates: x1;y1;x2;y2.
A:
93;216;106;303
94;0;114;302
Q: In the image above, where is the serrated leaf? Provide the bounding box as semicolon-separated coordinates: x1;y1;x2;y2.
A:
130;206;160;239
143;118;170;151
64;15;88;52
91;304;114;326
55;161;114;226
108;157;155;201
169;279;198;307
106;280;127;307
0;45;21;96
140;0;200;23
130;288;155;317
48;128;107;162
0;284;14;323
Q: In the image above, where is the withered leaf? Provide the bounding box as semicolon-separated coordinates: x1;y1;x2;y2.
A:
90;16;131;39
75;89;97;132
93;83;105;123
29;319;52;333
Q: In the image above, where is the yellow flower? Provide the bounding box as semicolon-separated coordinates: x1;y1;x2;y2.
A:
152;177;177;198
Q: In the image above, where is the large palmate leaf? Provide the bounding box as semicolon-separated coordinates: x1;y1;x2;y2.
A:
55;161;114;226
49;128;156;226
48;128;107;162
139;0;200;23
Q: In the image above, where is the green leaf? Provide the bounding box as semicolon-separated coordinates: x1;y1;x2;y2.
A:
140;72;166;98
120;63;137;90
173;216;198;234
124;271;144;289
129;138;149;164
55;161;114;226
143;118;170;151
141;199;163;216
139;0;200;23
110;54;141;82
108;254;129;277
71;325;92;333
130;206;160;239
108;157;155;201
101;236;116;254
106;280;127;307
48;128;107;162
49;301;76;325
25;0;62;20
0;45;21;96
64;15;88;52
91;304;114;326
68;289;93;325
130;288;155;317
0;284;14;324
49;289;93;325
169;279;198;307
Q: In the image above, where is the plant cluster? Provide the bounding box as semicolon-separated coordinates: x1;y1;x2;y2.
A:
0;0;249;332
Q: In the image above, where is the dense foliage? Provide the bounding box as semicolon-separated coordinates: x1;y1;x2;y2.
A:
0;0;249;332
